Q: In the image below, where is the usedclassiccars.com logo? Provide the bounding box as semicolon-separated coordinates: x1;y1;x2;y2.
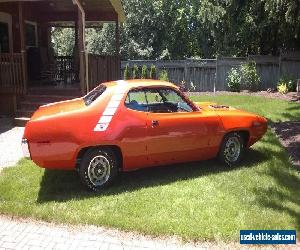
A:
240;230;296;244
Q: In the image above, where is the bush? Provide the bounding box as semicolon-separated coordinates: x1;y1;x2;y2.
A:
179;80;196;92
149;64;156;79
132;64;139;79
277;75;296;92
158;69;169;81
227;68;241;92
240;61;260;91
124;64;130;80
277;83;288;94
141;65;147;79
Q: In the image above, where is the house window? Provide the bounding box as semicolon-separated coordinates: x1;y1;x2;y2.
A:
0;22;9;53
25;21;38;47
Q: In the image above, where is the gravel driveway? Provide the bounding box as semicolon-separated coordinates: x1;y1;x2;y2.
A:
0;118;24;169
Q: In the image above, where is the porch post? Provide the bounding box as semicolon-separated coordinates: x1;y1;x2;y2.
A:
74;0;89;94
115;19;120;55
18;1;27;94
74;20;79;83
115;19;120;79
78;8;85;94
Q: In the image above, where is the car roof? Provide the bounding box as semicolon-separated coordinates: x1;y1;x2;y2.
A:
103;79;178;90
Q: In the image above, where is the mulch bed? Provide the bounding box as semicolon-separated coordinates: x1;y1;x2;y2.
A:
271;121;300;170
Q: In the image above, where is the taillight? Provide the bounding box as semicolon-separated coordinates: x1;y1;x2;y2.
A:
21;138;30;158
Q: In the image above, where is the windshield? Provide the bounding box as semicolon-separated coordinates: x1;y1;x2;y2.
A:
83;85;106;106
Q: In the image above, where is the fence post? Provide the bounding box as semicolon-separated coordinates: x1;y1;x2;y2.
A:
278;50;282;82
184;59;188;83
215;57;218;93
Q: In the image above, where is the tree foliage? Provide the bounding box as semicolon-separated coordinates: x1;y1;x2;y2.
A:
51;28;75;56
51;0;300;59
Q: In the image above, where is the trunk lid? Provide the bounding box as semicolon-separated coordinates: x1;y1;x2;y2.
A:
30;98;85;120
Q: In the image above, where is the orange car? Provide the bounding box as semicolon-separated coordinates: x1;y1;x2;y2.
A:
22;80;267;191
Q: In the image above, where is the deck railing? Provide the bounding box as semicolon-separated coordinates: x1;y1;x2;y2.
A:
54;56;78;84
88;54;120;89
0;53;25;94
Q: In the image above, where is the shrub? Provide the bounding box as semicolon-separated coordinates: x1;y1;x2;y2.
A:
132;64;139;79
141;65;147;79
227;68;241;92
149;64;156;79
158;69;169;81
277;75;296;92
179;80;196;92
179;80;187;91
277;83;288;94
240;61;260;91
124;64;130;80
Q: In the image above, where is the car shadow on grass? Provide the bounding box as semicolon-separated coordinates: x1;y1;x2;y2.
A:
252;132;300;231
252;167;300;231
37;148;267;203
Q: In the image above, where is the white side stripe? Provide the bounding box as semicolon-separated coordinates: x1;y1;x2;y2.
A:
103;107;118;116
111;93;124;101
107;100;121;108
94;123;109;132
93;82;127;132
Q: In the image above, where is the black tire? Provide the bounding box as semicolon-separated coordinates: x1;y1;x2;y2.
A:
219;132;245;167
79;148;119;191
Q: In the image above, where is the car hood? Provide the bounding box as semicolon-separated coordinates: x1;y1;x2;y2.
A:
194;101;258;117
194;101;236;111
30;98;86;121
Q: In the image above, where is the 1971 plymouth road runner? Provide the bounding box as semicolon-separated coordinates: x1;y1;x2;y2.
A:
22;80;267;191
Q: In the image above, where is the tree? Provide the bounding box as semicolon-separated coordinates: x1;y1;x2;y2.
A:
132;64;139;79
149;64;156;79
124;64;131;80
86;23;116;55
141;65;147;79
51;28;75;56
51;0;300;59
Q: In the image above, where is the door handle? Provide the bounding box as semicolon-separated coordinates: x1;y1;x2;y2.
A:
152;120;159;127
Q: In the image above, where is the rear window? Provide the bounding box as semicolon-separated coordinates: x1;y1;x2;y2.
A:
84;85;106;106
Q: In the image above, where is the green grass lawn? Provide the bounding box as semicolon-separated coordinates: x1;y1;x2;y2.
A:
0;95;299;242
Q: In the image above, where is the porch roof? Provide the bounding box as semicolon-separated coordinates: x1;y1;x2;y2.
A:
0;0;126;22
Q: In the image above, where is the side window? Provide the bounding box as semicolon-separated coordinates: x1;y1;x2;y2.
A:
125;90;148;111
159;88;193;112
145;88;193;113
145;89;163;104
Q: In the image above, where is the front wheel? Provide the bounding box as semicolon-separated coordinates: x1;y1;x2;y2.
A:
219;132;245;166
79;148;118;191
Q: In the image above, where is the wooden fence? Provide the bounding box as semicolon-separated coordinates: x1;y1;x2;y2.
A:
0;53;25;94
121;52;300;91
88;54;120;89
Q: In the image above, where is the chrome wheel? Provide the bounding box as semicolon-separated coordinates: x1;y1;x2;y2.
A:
224;136;241;163
87;155;111;186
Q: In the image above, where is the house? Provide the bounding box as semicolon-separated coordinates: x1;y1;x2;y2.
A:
0;0;125;125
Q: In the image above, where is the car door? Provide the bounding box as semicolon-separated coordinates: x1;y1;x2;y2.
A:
118;88;150;170
145;87;220;166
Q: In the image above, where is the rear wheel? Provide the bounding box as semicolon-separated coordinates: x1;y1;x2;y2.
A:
219;132;245;166
79;148;118;191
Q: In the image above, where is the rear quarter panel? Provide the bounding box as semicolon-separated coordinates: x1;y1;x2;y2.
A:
25;89;114;169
